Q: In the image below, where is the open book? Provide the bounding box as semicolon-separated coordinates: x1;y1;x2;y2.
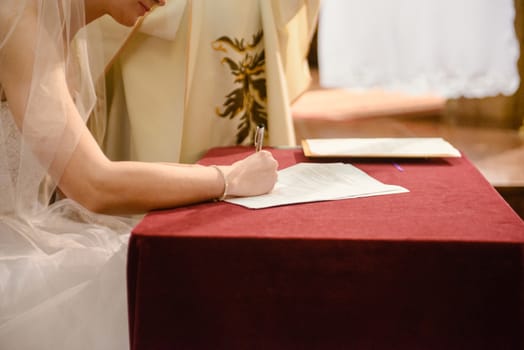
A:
302;138;461;158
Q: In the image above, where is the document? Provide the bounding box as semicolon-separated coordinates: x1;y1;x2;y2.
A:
226;163;409;209
302;138;461;158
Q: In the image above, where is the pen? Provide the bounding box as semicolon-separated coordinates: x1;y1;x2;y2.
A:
255;124;265;152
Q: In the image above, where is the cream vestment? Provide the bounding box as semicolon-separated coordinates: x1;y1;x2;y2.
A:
96;0;320;163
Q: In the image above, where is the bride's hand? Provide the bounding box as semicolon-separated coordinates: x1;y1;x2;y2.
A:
219;150;278;197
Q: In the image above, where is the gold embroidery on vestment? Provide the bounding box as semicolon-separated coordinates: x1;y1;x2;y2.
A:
213;30;267;144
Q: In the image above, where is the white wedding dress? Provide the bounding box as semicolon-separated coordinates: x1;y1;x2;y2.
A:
0;1;136;349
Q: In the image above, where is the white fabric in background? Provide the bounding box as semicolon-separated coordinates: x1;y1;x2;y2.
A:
318;0;520;98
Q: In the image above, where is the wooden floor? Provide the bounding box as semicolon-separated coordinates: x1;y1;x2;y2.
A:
291;75;524;219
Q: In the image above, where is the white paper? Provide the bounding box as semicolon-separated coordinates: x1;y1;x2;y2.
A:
226;163;409;209
303;138;461;158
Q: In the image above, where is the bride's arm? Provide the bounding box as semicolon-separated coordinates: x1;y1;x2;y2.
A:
59;120;277;214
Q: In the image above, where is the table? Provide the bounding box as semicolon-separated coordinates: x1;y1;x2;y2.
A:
128;147;524;350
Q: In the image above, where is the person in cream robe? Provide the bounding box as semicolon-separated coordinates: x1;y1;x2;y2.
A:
95;0;320;163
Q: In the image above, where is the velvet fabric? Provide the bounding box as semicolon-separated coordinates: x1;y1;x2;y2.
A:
129;147;524;350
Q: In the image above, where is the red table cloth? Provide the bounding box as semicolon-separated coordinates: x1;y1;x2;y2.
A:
128;147;524;350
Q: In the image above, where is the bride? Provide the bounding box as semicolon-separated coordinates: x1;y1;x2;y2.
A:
0;0;277;349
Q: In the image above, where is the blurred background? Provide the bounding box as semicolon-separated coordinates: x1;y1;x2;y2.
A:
292;0;524;218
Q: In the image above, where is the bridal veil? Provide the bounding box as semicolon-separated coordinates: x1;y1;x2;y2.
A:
0;1;134;349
